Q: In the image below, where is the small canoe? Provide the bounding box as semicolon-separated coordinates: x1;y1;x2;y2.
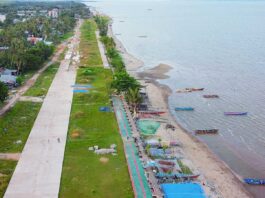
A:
138;111;165;115
203;95;219;98
175;107;194;111
195;129;218;135
244;178;265;185
224;112;248;116
176;88;204;93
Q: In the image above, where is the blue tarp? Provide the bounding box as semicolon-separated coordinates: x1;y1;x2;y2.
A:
73;89;89;93
149;148;172;157
161;183;206;198
71;84;93;88
99;106;111;112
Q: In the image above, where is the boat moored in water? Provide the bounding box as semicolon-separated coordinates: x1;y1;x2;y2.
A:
224;112;248;116
138;111;166;115
244;178;265;185
175;107;194;111
176;88;204;93
195;129;219;135
203;95;219;98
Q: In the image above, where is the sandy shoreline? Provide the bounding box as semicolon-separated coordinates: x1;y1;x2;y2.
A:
107;25;252;197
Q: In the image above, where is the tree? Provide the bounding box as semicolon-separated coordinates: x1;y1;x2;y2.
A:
0;82;8;103
111;71;140;94
9;38;27;71
94;15;109;36
125;87;142;116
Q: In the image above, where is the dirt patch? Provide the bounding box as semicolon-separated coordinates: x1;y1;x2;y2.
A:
99;157;109;164
0;173;7;177
0;153;20;161
70;129;83;138
73;111;85;118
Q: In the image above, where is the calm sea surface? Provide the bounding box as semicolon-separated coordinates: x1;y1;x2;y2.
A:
84;0;265;196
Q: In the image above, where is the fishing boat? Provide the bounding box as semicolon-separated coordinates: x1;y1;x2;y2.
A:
175;107;194;111
195;129;218;135
176;88;204;93
244;178;265;185
203;95;219;98
138;111;166;115
224;112;248;116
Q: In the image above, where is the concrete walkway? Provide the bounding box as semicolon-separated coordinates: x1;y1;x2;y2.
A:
112;96;152;198
4;20;82;198
95;30;110;68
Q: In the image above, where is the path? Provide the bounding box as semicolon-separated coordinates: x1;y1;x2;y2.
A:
4;20;82;198
95;30;110;68
0;153;20;161
0;35;69;116
112;96;152;198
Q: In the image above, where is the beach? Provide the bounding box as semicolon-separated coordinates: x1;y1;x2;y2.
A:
108;26;252;197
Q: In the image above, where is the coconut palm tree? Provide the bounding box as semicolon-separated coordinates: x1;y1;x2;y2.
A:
126;87;142;117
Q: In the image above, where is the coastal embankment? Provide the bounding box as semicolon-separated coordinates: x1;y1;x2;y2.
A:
108;22;252;198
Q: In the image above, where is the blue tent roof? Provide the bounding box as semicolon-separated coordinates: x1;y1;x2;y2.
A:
161;183;206;198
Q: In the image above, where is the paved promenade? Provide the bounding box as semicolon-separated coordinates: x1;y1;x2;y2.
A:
112;96;152;198
95;30;110;68
4;21;82;198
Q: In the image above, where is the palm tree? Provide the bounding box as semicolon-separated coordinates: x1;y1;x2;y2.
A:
125;88;142;117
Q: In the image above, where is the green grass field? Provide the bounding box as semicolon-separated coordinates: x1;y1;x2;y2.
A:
24;63;59;97
59;20;133;198
79;20;103;67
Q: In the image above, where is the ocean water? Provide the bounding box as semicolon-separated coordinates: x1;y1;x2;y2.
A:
84;0;265;196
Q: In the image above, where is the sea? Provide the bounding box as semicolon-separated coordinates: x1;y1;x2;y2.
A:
83;0;265;197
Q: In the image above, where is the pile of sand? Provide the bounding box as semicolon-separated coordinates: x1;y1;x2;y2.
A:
99;157;109;164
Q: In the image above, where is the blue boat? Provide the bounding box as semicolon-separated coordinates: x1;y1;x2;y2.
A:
224;112;248;116
244;178;265;185
175;107;194;111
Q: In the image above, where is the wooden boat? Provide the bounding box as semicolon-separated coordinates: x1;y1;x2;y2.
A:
191;88;204;91
203;95;219;98
175;107;194;111
176;88;204;93
195;129;218;135
224;112;248;116
138;111;166;115
244;178;265;185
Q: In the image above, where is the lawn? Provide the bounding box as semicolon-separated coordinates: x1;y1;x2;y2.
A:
0;101;41;196
24;62;59;97
60;31;74;42
0;160;17;198
59;19;133;198
79;20;103;67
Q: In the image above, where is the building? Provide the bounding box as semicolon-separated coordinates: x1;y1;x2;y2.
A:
0;68;18;86
27;35;43;45
17;11;25;17
48;8;59;19
0;14;6;22
39;10;48;16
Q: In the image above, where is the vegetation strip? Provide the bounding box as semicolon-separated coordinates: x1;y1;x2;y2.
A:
60;20;133;198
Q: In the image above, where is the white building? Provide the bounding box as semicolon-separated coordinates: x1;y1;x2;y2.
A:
48;8;59;19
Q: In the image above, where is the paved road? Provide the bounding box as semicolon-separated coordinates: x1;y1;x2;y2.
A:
4;20;82;198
